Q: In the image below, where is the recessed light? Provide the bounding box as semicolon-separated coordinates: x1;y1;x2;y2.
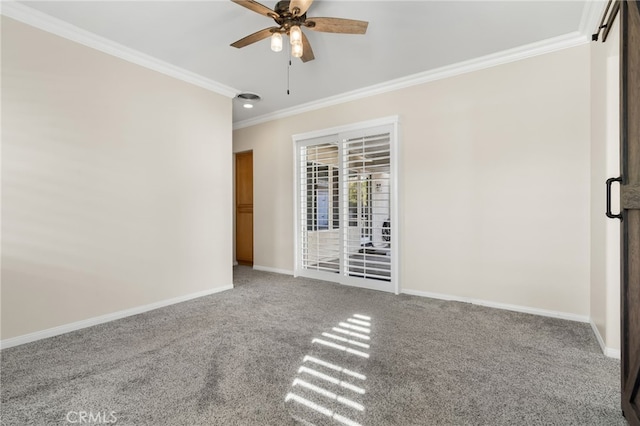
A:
236;92;261;109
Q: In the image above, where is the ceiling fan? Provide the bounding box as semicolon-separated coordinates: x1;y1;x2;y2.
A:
230;0;368;63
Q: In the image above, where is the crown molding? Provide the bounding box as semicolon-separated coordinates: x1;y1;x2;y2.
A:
233;30;588;130
0;0;600;128
0;1;239;98
579;0;609;37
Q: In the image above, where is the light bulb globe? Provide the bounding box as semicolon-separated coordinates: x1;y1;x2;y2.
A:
290;26;302;45
291;40;303;58
270;32;283;52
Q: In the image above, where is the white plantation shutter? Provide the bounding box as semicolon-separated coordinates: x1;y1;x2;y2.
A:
298;140;341;273
294;119;397;293
342;132;391;282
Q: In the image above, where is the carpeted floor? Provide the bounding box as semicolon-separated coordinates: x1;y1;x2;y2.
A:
0;266;625;425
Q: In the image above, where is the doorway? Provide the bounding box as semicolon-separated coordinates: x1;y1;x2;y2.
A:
235;151;253;266
293;117;399;294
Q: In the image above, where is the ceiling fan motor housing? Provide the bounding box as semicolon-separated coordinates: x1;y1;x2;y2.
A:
273;0;308;33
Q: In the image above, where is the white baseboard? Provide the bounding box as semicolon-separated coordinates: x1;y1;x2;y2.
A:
589;319;621;359
403;289;622;359
0;284;234;350
401;289;590;323
605;347;621;359
253;265;294;275
233;261;238;266
590;320;607;353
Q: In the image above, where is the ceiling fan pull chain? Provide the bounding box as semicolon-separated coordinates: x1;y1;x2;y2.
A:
287;58;291;95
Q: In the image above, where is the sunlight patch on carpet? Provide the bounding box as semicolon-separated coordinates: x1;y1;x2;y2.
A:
286;313;372;425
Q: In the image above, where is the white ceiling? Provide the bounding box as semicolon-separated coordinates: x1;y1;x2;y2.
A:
10;1;600;125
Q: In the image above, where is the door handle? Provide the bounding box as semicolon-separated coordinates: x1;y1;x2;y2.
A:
606;177;623;220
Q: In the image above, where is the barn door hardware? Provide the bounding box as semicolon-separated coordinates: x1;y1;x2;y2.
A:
606;176;623;220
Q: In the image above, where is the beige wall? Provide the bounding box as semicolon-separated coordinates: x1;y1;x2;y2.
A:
1;17;233;340
590;18;621;353
234;44;591;317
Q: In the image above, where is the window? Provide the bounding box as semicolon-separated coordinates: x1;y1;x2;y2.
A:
294;117;399;294
305;163;339;231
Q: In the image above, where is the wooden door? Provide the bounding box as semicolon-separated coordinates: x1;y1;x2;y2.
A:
620;1;640;424
236;151;253;266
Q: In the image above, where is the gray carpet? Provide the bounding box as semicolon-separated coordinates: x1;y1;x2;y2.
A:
0;266;625;425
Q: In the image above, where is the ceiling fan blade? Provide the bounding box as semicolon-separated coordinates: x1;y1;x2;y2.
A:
306;17;368;34
289;0;313;17
231;0;279;19
300;31;315;62
230;27;278;48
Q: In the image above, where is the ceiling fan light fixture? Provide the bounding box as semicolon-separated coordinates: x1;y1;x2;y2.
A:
289;25;302;45
291;40;303;58
230;0;368;64
270;32;283;52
